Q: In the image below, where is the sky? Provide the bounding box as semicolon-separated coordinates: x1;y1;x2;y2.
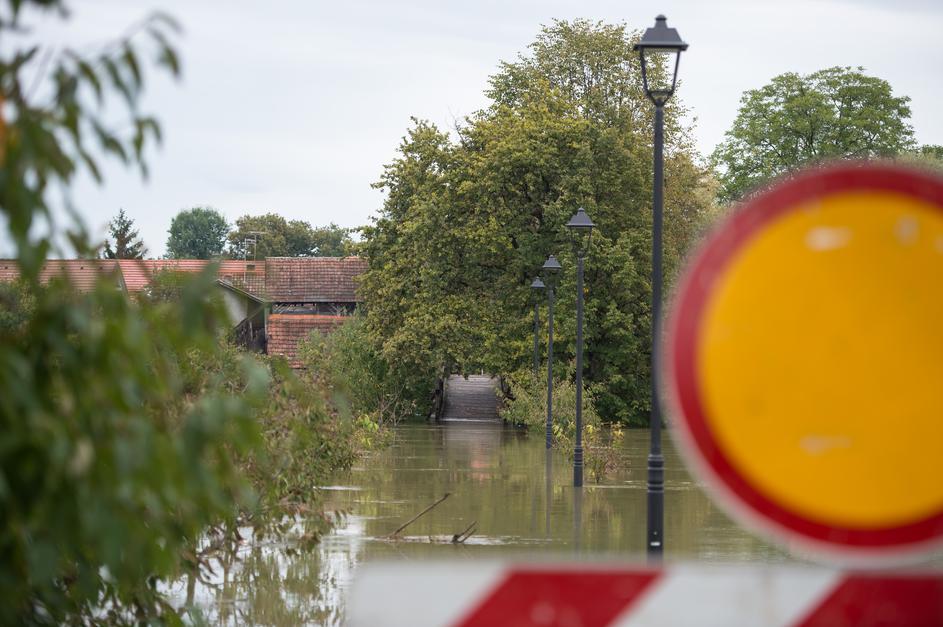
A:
8;0;943;258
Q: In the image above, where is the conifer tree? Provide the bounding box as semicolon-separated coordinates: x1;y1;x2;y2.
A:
103;208;147;259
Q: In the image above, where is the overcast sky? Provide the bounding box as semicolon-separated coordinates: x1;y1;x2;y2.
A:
10;0;943;258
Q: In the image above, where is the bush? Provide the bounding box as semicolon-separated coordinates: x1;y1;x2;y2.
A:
0;272;263;623
298;314;424;428
0;280;33;335
500;368;624;482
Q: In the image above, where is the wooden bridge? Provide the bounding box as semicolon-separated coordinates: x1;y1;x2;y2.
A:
439;375;500;423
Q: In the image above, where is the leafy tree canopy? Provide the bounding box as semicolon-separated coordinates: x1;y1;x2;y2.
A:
712;66;916;203
102;208;146;259
310;222;353;257
166;206;229;259
227;213;352;258
361;20;714;425
920;145;943;161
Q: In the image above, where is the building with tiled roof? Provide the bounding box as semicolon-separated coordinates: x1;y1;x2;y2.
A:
0;259;124;292
266;314;349;368
263;257;367;303
117;259;210;292
0;256;366;368
115;259;265;293
261;258;366;366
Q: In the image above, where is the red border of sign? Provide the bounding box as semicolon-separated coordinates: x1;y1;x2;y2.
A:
663;162;943;561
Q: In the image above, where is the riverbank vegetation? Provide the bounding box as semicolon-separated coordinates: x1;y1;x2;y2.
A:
500;369;624;482
299;315;425;429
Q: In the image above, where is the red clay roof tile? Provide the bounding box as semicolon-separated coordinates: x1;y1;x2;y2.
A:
0;259;122;292
263;257;366;303
2;256;366;305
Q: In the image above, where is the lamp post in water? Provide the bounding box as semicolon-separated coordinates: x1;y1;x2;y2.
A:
566;208;595;488
635;14;687;559
542;255;562;449
530;277;545;378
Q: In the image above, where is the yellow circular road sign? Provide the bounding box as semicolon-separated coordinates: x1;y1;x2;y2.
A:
664;163;943;562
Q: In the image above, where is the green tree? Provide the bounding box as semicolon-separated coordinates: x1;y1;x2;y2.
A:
361;20;713;425
895;144;943;174
310;222;352;256
919;144;943;161
166;206;229;259
712;66;916;203
102;208;146;259
227;213;352;258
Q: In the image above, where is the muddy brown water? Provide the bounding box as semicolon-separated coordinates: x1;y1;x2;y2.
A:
174;422;836;624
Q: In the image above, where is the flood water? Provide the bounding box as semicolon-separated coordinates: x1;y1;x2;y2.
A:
180;422;800;624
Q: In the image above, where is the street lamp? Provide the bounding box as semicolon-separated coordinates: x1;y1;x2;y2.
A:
530;277;545;378
542;255;562;450
635;14;687;559
566;207;594;488
635;15;687;107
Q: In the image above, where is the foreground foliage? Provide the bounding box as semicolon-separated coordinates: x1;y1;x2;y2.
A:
0;2;369;622
1;276;368;623
1;275;263;623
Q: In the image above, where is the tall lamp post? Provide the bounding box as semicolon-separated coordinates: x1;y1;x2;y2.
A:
542;255;562;450
530;277;545;378
566;208;595;488
635;14;687;559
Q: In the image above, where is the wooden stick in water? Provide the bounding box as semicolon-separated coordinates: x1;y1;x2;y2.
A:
389;493;452;537
452;521;477;544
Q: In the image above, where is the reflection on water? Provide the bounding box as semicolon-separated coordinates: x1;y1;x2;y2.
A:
178;423;791;624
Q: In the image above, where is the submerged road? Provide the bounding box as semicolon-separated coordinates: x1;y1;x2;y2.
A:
441;375;500;423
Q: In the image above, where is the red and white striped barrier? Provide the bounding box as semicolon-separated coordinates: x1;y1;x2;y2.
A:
348;562;943;626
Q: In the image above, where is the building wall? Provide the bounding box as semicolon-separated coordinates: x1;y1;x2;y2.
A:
266;313;349;368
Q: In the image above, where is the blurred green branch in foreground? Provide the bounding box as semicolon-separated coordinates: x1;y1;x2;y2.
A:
0;2;372;623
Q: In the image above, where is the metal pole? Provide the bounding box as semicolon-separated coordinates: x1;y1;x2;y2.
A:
573;484;583;555
574;253;584;488
546;286;555;449
647;102;665;559
545;448;552;537
533;301;540;378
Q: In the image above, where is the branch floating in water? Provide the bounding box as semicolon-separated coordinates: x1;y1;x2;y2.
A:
451;520;477;544
388;493;452;538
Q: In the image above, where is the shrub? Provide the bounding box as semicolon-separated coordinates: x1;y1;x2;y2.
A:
500;368;625;482
299;314;424;428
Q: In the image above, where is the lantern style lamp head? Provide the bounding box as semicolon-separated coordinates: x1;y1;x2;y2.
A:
530;276;546;291
542;255;562;288
566;207;595;258
634;15;688;105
